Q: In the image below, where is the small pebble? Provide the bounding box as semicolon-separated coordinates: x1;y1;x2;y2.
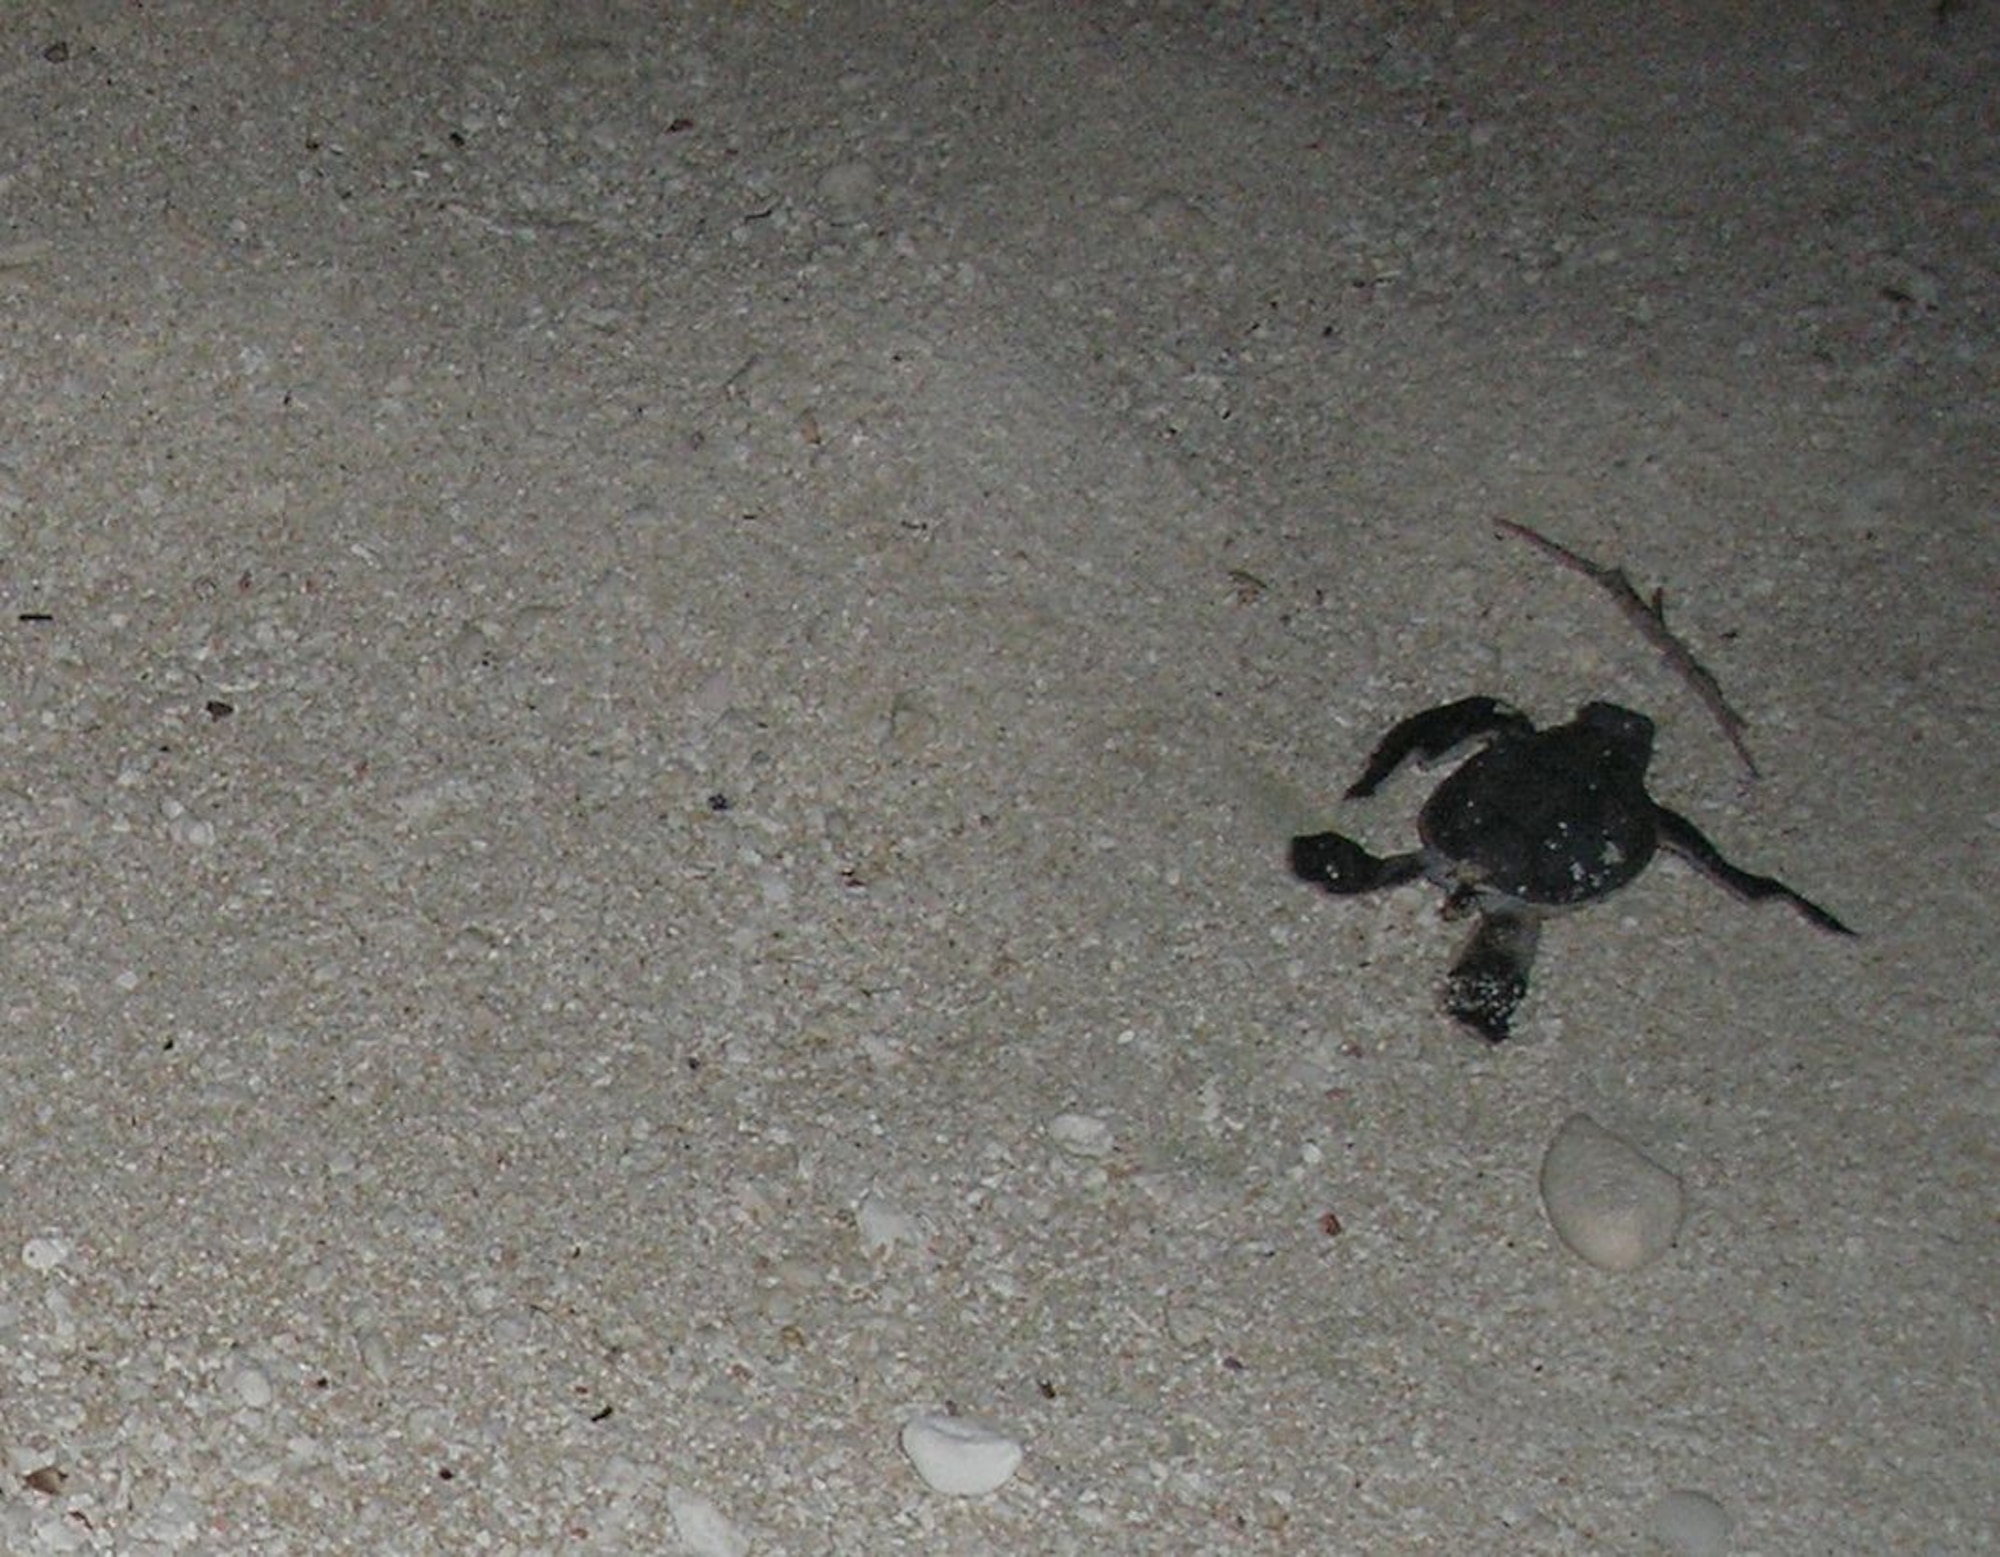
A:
1648;1488;1733;1555
665;1486;749;1557
900;1412;1024;1496
355;1327;393;1381
855;1194;921;1255
1048;1112;1114;1158
1163;1294;1216;1349
1539;1113;1684;1272
230;1363;274;1410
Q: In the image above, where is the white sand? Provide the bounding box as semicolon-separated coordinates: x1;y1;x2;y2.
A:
1;4;1992;1552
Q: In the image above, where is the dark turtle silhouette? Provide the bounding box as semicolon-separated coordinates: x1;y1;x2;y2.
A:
1289;696;1854;1040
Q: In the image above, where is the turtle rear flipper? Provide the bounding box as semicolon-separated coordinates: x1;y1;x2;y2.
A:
1444;908;1541;1041
1289;831;1425;895
1344;696;1534;798
1654;808;1855;936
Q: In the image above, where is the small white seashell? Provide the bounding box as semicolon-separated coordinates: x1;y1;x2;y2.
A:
1539;1113;1684;1272
900;1412;1024;1496
665;1485;750;1557
1648;1488;1733;1556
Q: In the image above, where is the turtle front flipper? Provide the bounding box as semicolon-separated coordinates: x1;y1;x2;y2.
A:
1653;808;1855;936
1345;696;1535;798
1289;831;1425;895
1443;908;1542;1041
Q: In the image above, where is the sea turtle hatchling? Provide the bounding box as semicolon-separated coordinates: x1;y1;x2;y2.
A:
1289;696;1854;1040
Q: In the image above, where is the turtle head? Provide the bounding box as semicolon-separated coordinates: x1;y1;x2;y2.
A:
1573;702;1655;766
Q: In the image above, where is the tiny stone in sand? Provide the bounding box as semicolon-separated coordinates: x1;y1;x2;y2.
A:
900;1412;1024;1496
1048;1111;1114;1158
1647;1488;1733;1556
1539;1113;1685;1272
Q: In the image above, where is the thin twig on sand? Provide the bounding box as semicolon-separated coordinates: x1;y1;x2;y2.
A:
1496;518;1760;776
